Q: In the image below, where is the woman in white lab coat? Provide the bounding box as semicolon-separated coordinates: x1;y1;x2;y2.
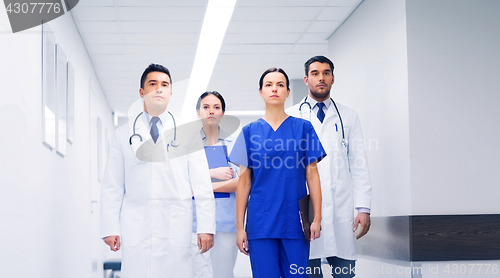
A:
100;64;215;278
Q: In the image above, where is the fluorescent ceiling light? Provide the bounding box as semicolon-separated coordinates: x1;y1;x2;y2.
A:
181;0;237;118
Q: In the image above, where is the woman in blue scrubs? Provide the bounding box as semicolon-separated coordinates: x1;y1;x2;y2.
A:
192;91;239;278
231;68;325;277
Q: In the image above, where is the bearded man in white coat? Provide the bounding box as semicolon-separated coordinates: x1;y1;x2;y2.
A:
287;56;372;278
100;64;216;278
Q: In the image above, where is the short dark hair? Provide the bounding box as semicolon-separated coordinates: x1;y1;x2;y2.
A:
304;56;334;76
140;63;172;89
196;91;226;112
259;68;290;90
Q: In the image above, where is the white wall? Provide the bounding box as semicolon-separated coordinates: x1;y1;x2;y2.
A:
326;0;500;217
291;78;309;105
0;10;113;278
325;0;500;269
327;0;411;216
406;0;500;215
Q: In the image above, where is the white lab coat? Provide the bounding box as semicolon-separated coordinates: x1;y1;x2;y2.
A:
287;98;372;260
100;111;215;278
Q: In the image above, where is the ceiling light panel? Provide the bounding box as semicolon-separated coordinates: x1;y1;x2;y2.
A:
216;53;287;64
91;54;127;64
117;0;207;7
290;43;328;54
232;7;321;21
84;34;123;44
118;7;205;21
220;44;294;54
109;54;194;64
88;44;125;55
224;33;302;44
226;21;311;34
237;0;327;7
78;21;120;34
125;44;197;54
122;34;199;44
307;20;341;33
120;21;203;34
209;62;278;73
316;6;354;20
73;7;117;21
78;0;114;7
297;33;330;44
327;0;362;7
283;53;321;63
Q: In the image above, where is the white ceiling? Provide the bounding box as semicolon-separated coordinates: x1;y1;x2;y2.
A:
71;0;362;116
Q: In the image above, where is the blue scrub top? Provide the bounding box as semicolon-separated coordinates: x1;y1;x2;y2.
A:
230;116;326;240
193;132;237;233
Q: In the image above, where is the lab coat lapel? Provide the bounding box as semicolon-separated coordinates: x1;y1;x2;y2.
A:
156;114;175;146
321;101;338;131
130;118;154;159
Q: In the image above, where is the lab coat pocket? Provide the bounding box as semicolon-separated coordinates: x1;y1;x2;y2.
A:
121;207;145;246
334;179;354;219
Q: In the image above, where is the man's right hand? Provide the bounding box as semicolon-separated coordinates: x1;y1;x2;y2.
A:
103;235;121;251
209;167;233;180
197;233;214;254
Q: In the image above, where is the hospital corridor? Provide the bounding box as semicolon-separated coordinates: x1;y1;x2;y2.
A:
1;0;499;277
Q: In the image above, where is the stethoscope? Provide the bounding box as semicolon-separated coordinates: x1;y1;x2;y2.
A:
299;97;348;148
129;111;179;147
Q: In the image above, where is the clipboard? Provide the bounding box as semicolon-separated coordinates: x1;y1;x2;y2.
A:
204;145;231;198
298;194;317;241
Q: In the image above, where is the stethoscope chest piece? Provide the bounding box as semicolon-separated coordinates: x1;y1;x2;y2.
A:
170;139;179;147
341;139;348;148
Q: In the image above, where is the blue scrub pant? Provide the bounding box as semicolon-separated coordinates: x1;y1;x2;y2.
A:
248;238;309;278
308;257;356;278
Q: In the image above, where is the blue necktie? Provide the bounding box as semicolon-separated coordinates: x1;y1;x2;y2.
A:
150;116;160;143
317;102;326;123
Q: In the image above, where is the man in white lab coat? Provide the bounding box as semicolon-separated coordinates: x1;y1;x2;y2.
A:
100;64;216;278
287;56;372;278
